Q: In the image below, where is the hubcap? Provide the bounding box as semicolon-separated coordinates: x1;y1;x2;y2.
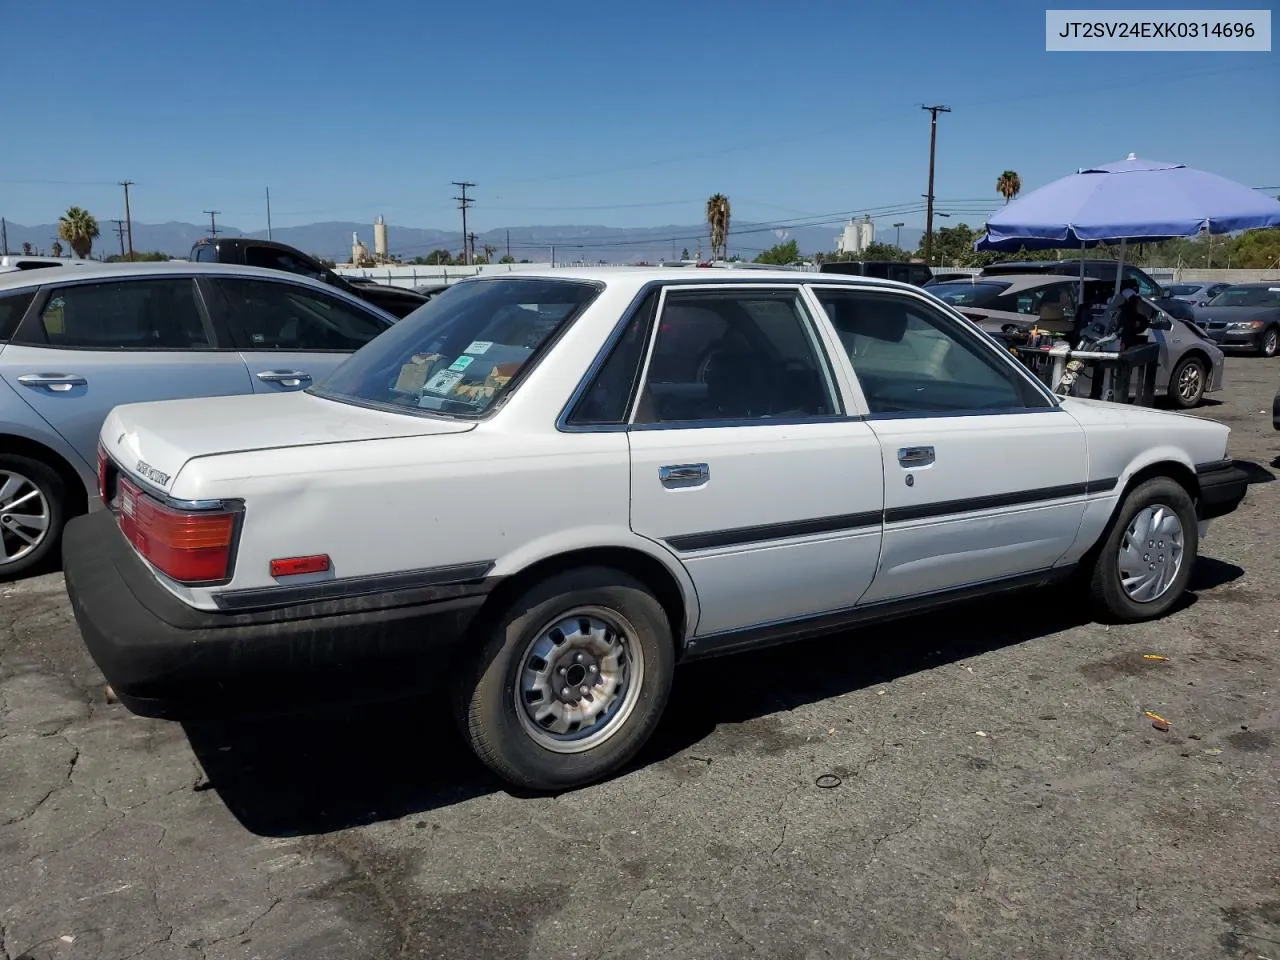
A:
1176;363;1203;403
0;470;51;566
1118;504;1185;603
515;608;644;754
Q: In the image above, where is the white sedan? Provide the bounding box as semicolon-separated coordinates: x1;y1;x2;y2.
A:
63;268;1249;791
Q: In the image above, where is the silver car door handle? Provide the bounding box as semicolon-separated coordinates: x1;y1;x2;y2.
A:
659;463;710;489
897;446;935;467
256;370;313;386
16;373;88;392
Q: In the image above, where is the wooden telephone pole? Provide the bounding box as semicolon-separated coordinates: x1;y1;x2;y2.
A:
921;105;951;264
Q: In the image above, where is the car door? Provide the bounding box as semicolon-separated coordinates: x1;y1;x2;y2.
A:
619;284;885;639
0;275;253;468
201;276;394;394
808;285;1089;605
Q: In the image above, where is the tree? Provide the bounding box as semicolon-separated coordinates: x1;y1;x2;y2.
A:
105;250;169;262
996;170;1022;204
411;250;455;266
499;255;516;264
680;247;690;260
482;243;497;264
705;193;731;261
58;206;100;259
21;242;32;255
754;239;800;265
50;241;63;258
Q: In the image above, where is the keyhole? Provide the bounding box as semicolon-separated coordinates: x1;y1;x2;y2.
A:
905;474;915;487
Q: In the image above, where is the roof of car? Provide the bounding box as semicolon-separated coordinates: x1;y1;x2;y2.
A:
455;265;926;292
0;260;344;293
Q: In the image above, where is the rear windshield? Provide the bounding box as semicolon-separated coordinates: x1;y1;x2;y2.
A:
1164;283;1201;296
929;281;1010;307
1207;286;1280;308
311;277;601;417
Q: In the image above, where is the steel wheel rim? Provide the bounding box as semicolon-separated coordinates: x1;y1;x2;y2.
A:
514;606;644;754
1176;362;1203;404
1118;504;1185;603
0;470;51;566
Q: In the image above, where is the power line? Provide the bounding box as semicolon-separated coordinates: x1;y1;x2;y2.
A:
452;182;475;266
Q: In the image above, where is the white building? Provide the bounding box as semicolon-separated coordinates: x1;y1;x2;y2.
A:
836;216;874;256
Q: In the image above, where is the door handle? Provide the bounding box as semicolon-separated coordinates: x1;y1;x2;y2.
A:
16;373;88;392
659;463;709;489
256;370;313;387
897;446;935;468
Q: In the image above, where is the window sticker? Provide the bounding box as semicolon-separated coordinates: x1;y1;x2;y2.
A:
422;368;463;396
448;354;476;373
464;340;494;355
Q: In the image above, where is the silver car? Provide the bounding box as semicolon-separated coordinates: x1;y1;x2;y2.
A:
1164;281;1231;306
927;273;1226;410
0;262;397;577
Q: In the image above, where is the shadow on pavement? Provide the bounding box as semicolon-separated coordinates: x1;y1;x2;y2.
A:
185;555;1243;838
1234;458;1276;484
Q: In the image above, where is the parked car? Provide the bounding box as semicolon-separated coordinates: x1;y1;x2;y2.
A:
190;237;428;319
922;272;975;286
929;274;1225;408
1191;283;1280;357
64;268;1248;791
819;260;933;286
1164;281;1231;306
0;262;396;576
982;259;1165;297
0;254;95;274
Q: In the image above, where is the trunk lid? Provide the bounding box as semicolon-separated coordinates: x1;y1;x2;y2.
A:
101;390;474;493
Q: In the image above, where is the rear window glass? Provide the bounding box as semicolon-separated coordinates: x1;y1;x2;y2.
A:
0;289;35;340
1208;286;1280;308
1164;284;1200;296
312;278;601;417
929;282;1010;307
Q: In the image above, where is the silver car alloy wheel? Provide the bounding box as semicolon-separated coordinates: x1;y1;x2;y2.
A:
1118;504;1185;603
1175;361;1203;405
0;469;51;566
515;607;644;754
1263;328;1278;357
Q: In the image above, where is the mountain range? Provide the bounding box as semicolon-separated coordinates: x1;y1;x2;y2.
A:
0;218;926;264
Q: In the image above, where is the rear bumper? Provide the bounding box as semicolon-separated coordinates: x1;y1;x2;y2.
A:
1195;460;1249;522
62;511;497;718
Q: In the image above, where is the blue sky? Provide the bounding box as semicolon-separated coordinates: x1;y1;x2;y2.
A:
1;0;1276;236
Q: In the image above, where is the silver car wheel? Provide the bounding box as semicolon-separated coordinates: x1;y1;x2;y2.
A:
1263;328;1279;357
1175;361;1204;405
1118;504;1185;603
0;469;51;566
515;607;644;754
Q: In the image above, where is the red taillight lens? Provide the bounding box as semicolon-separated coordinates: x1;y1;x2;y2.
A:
117;477;237;584
97;444;109;505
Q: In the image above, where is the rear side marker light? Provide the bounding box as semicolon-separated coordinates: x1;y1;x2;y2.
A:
117;477;238;584
270;555;331;578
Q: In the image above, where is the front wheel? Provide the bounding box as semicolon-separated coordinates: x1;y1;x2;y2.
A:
1087;477;1198;623
454;566;676;791
1168;356;1207;409
1259;326;1279;358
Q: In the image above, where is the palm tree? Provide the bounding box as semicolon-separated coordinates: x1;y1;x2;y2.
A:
996;170;1022;205
58;207;100;259
21;242;32;255
705;194;731;261
51;241;64;258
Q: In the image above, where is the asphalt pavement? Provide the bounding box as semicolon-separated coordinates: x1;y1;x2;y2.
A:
2;357;1278;960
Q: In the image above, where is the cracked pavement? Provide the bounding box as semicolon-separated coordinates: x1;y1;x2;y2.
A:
2;357;1279;959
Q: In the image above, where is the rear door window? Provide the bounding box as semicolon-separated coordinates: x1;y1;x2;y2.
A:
32;279;211;349
0;289;36;340
243;246;329;282
211;277;390;351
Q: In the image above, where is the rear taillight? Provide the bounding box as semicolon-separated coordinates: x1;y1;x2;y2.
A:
117;477;238;584
97;444;109;505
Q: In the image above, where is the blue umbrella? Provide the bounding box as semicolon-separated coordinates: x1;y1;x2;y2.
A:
973;155;1280;298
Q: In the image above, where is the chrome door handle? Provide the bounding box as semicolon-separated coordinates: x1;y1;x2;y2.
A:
256;370;313;387
17;373;87;392
897;446;935;467
659;463;709;489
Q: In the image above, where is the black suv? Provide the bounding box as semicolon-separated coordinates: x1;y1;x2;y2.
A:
190;238;428;319
818;260;933;286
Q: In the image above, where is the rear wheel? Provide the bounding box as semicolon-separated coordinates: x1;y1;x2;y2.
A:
0;454;66;579
1168;355;1207;409
1259;326;1279;358
454;566;676;791
1087;477;1197;623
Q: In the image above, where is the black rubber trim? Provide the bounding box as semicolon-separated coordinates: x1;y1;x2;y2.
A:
1194;463;1249;521
1194;458;1233;475
665;511;882;553
684;565;1076;659
214;561;496;612
885;478;1117;524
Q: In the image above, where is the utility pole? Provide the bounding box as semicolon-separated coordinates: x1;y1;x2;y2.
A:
1;217;7;256
893;222;905;248
119;180;135;261
203;210;221;238
452;181;475;266
111;219;126;258
266;187;273;240
506;229;510;260
467;232;478;265
921;105;951;263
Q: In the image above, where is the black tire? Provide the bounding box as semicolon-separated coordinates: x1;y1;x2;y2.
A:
1168;355;1207;409
454;566;676;791
0;453;67;580
1088;477;1198;623
1259;326;1279;358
